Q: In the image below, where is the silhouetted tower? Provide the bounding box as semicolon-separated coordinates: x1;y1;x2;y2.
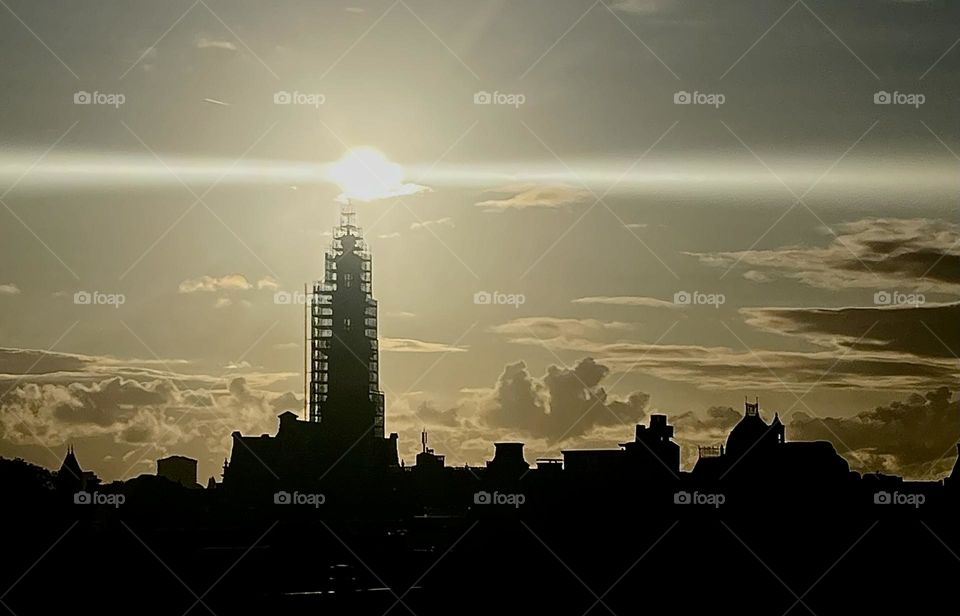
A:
308;205;385;444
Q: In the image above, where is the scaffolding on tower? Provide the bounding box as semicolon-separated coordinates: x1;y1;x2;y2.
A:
305;204;385;438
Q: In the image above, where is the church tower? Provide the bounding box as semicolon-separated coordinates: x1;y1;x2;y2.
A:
308;206;385;446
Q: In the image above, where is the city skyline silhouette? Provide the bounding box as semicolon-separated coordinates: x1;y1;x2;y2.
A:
2;1;959;614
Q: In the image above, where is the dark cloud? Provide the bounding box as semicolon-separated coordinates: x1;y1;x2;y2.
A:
493;316;956;391
0;348;91;376
484;358;649;442
789;387;960;478
742;302;960;359
691;219;960;294
414;402;463;429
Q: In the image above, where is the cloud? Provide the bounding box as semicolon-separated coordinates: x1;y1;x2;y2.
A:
0;347;193;383
380;337;468;353
214;297;232;309
385;311;416;318
0;347;298;480
612;0;673;15
490;314;956;391
789;387;960;479
410;217;454;230
476;184;592;211
256;277;279;290
743;270;773;283
178;274;253;293
0;284;21;295
741;302;960;360
195;37;237;51
378;232;402;239
690;218;960;294
483;358;649;441
572;296;678;309
490;317;632;342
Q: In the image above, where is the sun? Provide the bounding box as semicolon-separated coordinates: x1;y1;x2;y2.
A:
326;147;425;202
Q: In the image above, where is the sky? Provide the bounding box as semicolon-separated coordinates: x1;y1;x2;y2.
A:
0;0;958;483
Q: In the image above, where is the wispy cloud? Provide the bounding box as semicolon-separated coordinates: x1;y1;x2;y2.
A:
691;218;960;294
476;184;591;211
196;37;237;51
572;296;678;309
380;337;468;353
178;274;253;293
410;217;454;230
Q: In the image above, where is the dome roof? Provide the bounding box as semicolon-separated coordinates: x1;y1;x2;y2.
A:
725;413;777;457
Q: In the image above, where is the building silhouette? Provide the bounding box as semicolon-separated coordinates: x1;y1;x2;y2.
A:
156;455;199;488
692;399;850;482
56;445;99;494
224;206;398;491
561;414;681;481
